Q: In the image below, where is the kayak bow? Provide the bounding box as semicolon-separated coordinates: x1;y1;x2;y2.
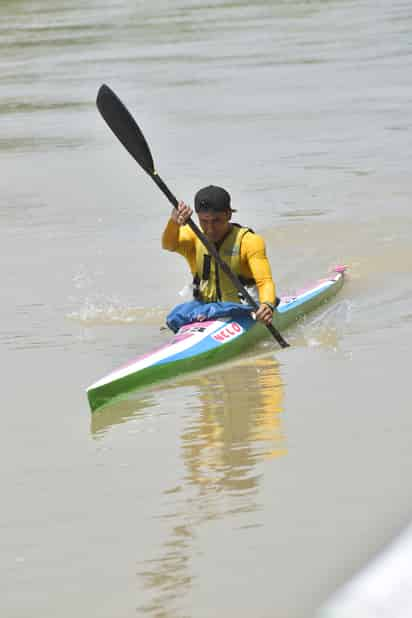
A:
87;266;346;411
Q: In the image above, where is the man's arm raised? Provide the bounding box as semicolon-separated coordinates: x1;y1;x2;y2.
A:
161;201;193;251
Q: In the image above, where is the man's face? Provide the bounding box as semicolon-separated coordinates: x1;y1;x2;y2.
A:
197;210;232;243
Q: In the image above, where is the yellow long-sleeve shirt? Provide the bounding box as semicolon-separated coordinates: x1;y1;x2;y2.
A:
162;219;276;304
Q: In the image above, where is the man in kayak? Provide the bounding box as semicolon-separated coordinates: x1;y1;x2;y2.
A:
161;185;276;326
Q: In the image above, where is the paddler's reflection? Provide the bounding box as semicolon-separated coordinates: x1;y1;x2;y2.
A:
180;357;285;493
135;356;285;616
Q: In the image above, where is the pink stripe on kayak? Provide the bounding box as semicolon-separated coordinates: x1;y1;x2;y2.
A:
112;321;223;372
114;334;192;371
280;266;346;302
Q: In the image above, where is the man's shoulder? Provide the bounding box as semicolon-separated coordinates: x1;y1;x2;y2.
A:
238;227;265;247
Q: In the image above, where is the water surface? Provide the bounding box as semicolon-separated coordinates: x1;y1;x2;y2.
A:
2;1;412;617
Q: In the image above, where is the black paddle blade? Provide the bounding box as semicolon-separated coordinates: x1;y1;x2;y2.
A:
96;84;155;176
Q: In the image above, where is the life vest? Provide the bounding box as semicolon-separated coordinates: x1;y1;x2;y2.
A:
193;224;255;303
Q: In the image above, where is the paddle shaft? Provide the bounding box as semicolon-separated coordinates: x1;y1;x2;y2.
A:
152;174;290;348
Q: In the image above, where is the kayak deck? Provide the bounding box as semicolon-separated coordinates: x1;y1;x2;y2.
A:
87;266;346;412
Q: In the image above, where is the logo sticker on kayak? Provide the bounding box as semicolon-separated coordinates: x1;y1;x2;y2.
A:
212;322;244;343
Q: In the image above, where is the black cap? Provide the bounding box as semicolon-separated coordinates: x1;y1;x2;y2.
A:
194;185;236;213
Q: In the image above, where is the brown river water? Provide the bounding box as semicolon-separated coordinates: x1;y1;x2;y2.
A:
1;1;412;617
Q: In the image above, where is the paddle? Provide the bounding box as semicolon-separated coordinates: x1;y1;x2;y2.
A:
95;84;289;348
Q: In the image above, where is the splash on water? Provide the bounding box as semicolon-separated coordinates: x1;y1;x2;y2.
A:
68;267;168;325
291;300;353;350
67;298;167;326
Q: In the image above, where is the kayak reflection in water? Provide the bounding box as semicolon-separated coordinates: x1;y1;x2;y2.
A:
161;185;277;326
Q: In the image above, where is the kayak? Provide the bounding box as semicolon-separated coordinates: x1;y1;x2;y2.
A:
87;265;346;411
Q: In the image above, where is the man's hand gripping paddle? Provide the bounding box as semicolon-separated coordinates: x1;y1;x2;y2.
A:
95;84;289;348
